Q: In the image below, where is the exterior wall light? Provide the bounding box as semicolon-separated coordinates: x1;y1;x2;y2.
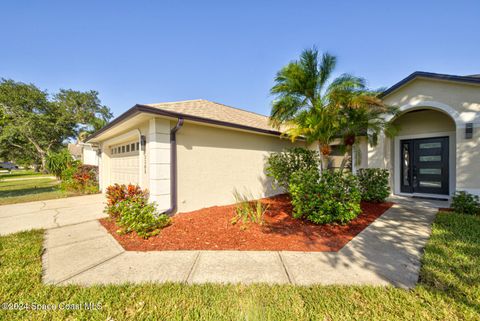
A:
140;135;147;151
465;123;473;139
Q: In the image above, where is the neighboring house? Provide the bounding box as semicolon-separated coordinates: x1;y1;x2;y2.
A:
68;143;100;166
67;143;83;161
81;143;100;166
86;72;480;214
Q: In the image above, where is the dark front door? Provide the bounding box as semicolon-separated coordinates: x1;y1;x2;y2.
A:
400;137;449;195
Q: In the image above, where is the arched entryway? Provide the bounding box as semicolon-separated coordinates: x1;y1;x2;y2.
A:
390;107;456;197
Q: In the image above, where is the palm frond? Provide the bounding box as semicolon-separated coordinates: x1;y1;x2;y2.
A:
318;52;337;92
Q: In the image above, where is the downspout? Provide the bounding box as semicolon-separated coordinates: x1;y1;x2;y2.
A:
135;129;143;187
162;118;184;215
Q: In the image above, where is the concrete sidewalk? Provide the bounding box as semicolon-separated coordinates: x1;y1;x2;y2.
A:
41;200;441;288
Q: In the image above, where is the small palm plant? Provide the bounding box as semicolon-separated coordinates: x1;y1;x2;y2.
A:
231;190;268;228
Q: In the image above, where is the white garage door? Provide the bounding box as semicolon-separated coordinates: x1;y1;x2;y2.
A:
109;141;140;186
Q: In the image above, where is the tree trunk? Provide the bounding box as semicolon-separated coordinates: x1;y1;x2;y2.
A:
25;135;48;172
318;141;331;173
40;153;47;173
317;142;324;172
339;144;353;173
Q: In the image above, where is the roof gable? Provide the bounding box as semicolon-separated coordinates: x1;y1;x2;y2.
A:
380;71;480;98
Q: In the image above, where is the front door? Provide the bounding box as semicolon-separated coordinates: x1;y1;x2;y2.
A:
400;137;449;195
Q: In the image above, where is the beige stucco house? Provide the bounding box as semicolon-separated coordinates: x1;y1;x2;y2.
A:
87;100;302;214
87;72;480;214
364;72;480;198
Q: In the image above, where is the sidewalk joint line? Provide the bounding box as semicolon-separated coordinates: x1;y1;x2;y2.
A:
54;251;125;285
277;252;292;284
185;252;201;284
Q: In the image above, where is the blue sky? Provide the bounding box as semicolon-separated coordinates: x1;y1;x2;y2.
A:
1;1;479;117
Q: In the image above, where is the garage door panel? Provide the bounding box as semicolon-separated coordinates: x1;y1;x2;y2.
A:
110;154;139;186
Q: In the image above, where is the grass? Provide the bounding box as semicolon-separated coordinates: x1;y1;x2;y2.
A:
0;212;479;320
0;174;76;205
0;170;51;180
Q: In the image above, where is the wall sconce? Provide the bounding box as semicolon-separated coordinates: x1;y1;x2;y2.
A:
96;149;102;156
465;123;473;139
140;135;146;151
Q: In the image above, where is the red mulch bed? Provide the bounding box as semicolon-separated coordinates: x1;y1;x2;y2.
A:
100;195;393;252
439;208;454;212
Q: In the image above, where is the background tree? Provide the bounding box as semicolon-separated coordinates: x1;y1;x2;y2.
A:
0;79;112;170
270;48;397;172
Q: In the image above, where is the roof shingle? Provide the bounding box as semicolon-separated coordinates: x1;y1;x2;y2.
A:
146;99;277;132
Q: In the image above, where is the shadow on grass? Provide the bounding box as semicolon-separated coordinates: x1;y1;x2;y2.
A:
0;185;61;198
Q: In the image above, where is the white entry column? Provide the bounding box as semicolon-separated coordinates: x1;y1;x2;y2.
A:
148;118;171;210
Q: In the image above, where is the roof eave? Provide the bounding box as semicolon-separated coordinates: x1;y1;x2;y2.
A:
380;71;480;98
86;104;284;143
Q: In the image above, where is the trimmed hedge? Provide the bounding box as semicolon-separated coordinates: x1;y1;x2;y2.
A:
289;169;361;224
356;168;390;202
451;191;479;215
266;147;320;190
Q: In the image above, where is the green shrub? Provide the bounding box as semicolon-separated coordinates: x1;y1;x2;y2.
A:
60;165;78;181
45;149;77;178
60;164;99;194
104;184;170;238
266;147;320;190
105;184;148;218
356;168;390;202
289;169;361;224
231;190;267;228
451;191;479;215
116;201;171;238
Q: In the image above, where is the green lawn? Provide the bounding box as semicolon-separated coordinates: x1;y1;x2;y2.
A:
0;174;74;205
0;170;51;180
0;212;479;320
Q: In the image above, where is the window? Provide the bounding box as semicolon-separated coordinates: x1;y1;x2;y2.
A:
420;142;441;149
420;155;441;162
126;145;130;152
419;181;442;188
122;146;125;153
330;145;345;156
131;143;135;151
136;142;140;151
419;168;441;175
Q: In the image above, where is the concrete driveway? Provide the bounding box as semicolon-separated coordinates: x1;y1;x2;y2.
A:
0;194;106;235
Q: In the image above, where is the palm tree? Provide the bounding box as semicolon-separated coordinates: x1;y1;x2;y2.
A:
270;48;342;170
270;47;397;172
327;79;398;171
281;106;340;171
336;91;398;171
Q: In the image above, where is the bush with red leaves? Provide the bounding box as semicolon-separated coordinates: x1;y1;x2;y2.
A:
105;184;149;218
61;164;99;194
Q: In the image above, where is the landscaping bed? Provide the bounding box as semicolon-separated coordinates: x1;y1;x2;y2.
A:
100;194;393;251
